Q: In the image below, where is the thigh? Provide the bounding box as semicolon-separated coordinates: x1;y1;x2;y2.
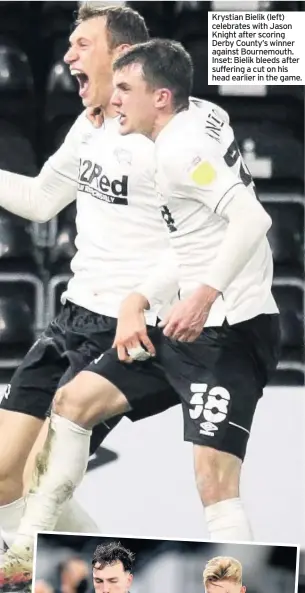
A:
57;319;179;448
87;382;180;455
57;311;125;449
84;327;178;419
0;314;69;420
58;308;119;388
160;322;265;461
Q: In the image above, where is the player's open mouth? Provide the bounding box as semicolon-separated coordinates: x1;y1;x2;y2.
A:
70;69;90;98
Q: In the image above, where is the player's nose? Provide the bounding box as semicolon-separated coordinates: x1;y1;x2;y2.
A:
110;88;121;107
64;46;77;64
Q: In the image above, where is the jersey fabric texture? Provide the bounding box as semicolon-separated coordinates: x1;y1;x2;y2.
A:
154;99;279;326
48;112;179;325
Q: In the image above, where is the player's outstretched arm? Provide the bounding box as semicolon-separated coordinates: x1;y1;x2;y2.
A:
0;111;91;223
0;160;76;223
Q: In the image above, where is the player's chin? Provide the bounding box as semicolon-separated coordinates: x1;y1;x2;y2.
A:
81;97;91;108
119;120;132;135
80;93;94;108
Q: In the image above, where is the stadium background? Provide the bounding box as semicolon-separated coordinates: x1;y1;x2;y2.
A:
0;0;303;554
34;534;298;593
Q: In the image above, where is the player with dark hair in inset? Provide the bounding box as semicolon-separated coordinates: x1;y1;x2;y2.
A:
92;542;135;593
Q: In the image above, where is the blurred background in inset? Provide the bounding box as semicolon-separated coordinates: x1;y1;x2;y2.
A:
35;534;298;593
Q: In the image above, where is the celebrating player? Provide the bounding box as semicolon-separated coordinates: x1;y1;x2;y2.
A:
0;36;280;588
0;7;182;588
203;556;246;593
110;37;280;531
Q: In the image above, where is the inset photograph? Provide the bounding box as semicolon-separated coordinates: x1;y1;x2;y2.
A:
33;534;299;593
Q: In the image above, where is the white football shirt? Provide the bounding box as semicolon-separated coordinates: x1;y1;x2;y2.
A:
48;112;178;324
154;99;278;326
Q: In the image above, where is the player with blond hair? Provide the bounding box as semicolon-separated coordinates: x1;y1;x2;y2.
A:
203;557;246;593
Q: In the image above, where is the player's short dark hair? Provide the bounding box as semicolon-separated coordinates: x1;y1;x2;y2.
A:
113;38;193;111
92;542;135;573
75;3;149;50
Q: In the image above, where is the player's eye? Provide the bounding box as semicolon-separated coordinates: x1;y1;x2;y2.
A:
78;39;89;48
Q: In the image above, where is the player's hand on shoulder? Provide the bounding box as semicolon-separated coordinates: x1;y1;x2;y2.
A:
86;107;104;128
158;285;219;342
113;293;156;362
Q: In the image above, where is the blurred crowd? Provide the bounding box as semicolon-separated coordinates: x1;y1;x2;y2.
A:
35;556;92;593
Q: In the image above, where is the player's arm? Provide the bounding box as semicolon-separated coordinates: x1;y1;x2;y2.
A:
200;184;271;293
158;145;271;341
0;112;89;223
180;148;271;292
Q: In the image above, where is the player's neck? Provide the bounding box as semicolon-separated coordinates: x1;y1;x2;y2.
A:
150;112;177;142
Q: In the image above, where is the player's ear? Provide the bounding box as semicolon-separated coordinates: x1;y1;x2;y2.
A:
154;87;171;110
113;43;131;61
127;573;133;588
241;585;246;593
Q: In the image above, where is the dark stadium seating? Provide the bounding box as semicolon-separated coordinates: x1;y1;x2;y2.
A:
40;1;78;38
0;209;41;273
48;202;77;274
47;274;71;323
45;117;75;158
0;120;37;174
0;292;34;353
46;57;76;96
0;38;33;93
273;281;304;355
46;203;76;319
129;2;169;37
0;38;36;137
0;275;44;378
45;37;81;131
272;279;304;385
0;1;31;36
261;195;304;277
182;41;211;98
0;1;302;385
235;122;304;187
173;2;209;41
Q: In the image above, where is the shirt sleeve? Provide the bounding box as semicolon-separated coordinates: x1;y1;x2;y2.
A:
157;140;244;216
47;110;91;182
0;111;90;222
